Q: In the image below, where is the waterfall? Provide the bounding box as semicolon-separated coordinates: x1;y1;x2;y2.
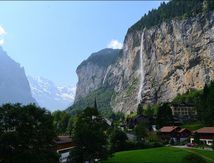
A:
137;32;145;104
103;65;111;84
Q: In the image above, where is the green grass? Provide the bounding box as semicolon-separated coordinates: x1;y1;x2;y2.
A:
181;122;204;131
189;148;214;160
102;147;214;163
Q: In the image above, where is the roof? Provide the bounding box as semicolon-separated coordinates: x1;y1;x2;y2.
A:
55;136;72;144
178;128;190;133
195;127;214;134
159;126;179;133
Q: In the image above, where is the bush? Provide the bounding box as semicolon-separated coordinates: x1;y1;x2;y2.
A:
109;128;128;152
182;154;206;163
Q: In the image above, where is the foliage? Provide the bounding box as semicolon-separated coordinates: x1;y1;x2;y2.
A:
129;0;214;32
156;103;173;128
143;104;156;117
182;153;206;163
193;132;201;144
134;120;148;142
181;122;204;131
198;81;214;126
0;103;58;162
71;107;109;162
77;49;120;69
67;116;76;136
212;138;214;150
137;103;144;115
52;110;71;135
109;128;128;152
67;87;114;118
146;131;161;143
126;78;139;96
110;112;125;127
169;138;175;145
173;89;202;105
172;81;214;126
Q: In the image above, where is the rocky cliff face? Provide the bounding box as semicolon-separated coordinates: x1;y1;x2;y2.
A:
74;48;120;102
107;11;214;113
0;47;36;105
73;12;214;114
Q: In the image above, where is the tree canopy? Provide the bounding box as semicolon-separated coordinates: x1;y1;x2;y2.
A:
0;103;58;163
156;103;173;129
71;107;109;163
129;0;214;32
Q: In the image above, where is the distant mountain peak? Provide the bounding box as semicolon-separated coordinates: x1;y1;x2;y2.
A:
28;76;76;111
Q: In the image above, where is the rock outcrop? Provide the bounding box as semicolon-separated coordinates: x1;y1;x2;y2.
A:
72;12;214;114
0;47;36;105
74;48;120;102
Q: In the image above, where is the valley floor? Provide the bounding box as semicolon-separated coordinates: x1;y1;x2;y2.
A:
102;147;214;163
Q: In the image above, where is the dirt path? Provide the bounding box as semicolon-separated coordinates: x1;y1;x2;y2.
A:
176;147;214;162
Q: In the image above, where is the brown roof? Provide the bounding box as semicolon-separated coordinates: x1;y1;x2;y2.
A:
195;127;214;134
159;126;179;133
55;136;72;144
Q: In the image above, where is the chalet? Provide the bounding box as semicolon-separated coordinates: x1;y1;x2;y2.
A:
178;128;192;142
126;115;155;129
159;126;191;142
170;103;197;118
190;127;214;146
54;136;75;163
159;126;181;141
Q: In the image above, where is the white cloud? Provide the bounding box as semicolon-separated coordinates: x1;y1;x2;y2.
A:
0;39;4;45
0;26;6;45
107;39;123;49
0;26;6;35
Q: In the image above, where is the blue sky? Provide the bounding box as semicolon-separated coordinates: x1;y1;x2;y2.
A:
0;1;163;87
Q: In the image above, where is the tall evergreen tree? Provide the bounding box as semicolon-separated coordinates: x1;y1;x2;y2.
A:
71;107;108;163
156;103;173;128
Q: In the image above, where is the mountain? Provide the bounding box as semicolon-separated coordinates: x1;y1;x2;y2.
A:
69;0;214;114
0;47;36;105
68;48;120;116
28;76;75;111
75;48;121;102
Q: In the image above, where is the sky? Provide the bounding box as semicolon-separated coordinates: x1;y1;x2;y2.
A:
0;1;163;87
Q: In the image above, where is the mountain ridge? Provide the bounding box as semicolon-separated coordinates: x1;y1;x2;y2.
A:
0;47;36;105
28;76;75;111
69;1;214;114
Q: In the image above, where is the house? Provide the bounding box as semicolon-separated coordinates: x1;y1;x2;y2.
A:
190;127;214;146
178;128;192;142
159;126;191;142
170;103;197;118
54;136;75;163
159;126;181;141
126;115;155;129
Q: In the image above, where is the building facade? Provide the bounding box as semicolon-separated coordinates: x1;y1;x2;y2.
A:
55;136;75;163
190;127;214;146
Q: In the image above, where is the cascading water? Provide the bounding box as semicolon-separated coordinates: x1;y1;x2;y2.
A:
102;65;111;84
137;32;145;104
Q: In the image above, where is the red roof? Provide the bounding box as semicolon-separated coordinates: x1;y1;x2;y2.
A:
178;128;190;133
195;127;214;134
159;126;179;133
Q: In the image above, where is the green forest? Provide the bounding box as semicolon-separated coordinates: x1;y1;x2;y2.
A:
129;0;214;32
